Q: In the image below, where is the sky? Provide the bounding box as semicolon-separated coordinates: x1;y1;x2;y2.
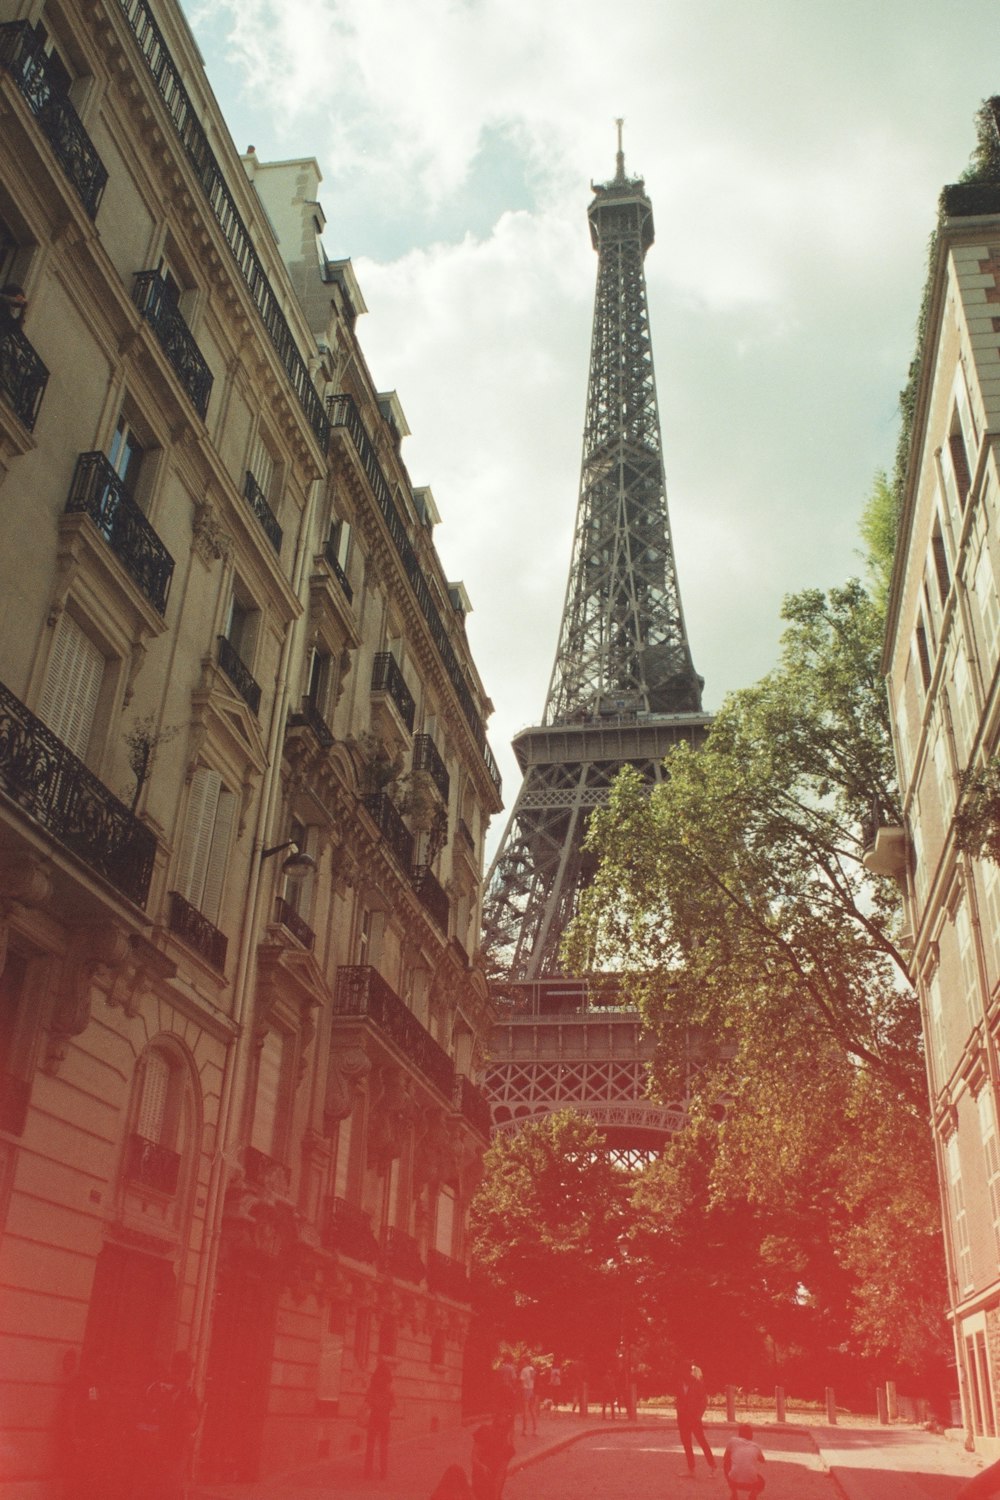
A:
185;0;1000;858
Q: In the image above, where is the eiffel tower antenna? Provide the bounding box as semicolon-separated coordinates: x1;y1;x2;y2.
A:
483;127;710;984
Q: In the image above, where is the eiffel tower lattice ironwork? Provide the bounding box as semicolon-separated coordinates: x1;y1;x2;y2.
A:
484;126;711;985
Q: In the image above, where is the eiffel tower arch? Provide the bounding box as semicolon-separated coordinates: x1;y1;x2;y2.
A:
483;128;711;1160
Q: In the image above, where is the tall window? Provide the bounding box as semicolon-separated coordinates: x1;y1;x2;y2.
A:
223;583;257;668
38;613;105;760
978;1089;1000;1266
248;432;275;501
175;767;235;923
435;1186;456;1256
109;411;145;495
947;1135;973;1293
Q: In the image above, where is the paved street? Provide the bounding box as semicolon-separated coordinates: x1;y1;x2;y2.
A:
194;1415;997;1500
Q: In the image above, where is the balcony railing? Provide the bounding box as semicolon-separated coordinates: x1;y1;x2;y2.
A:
334;965;455;1100
132;271;213;419
167;889;227;970
242;470;282;555
274;895;315;950
323;1195;380;1263
287;694;334;749
216;635;261;715
382;1227;426;1285
453;1073;493;1140
0;680;156;905
123;1131;180;1194
371;652;415;733
427;1248;471;1302
0;21;108;218
65;452;174;614
411;863;449;935
322;535;353;602
329;394;501;799
0;318;48;432
362;792;415;872
117;0;329;449
413;734;450;802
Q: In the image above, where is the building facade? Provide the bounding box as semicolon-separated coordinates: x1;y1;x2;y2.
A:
881;159;1000;1448
0;0;501;1489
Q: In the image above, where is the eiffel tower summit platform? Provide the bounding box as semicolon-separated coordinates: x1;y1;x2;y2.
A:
482;126;711;1159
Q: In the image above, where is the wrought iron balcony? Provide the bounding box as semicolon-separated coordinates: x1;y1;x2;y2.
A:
427;1248;471;1302
453;1073;493;1140
411;863;449;935
216;635;261;715
0;318;48;432
328;392;501;800
0;21;107;218
413;734;450;802
118;0;328;448
0;679;156;905
242;470;282;555
287;694;333;749
132;271;213;419
371;652;415;732
362;792;415;872
274;895;315;950
322;535;353;602
65;452;174;614
123;1131;180;1194
323;1195;379;1263
243;1144;291;1196
334;965;455;1100
382;1227;426;1285
167;889;227;970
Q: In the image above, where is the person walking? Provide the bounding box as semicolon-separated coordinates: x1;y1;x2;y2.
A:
676;1360;717;1478
519;1358;537;1436
723;1423;766;1498
362;1361;395;1480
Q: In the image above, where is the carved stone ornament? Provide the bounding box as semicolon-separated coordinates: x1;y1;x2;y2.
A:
191;499;231;565
366;1064;420;1171
325;1043;372;1126
44;921;132;1073
0;852;53;980
412;1107;460;1195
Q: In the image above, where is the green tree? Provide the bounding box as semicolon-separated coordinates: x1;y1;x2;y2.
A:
564;578;949;1383
468;1110;629;1361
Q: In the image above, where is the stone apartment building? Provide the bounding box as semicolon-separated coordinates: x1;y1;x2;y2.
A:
0;0;501;1488
879;154;1000;1449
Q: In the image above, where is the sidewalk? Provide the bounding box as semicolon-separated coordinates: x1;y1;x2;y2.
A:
191;1411;997;1500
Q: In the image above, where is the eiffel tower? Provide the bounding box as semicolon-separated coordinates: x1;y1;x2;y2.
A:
482;126;711;1161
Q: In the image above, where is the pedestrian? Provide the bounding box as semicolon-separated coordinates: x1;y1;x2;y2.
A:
957;1455;1000;1497
723;1423;766;1498
494;1354;519;1437
134;1351;201;1500
519;1358;537;1435
471;1414;515;1500
676;1359;717;1477
429;1462;473;1498
362;1360;395;1480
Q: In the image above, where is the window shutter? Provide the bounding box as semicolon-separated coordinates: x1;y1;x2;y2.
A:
200;785;235;924
436;1187;456;1255
137;1051;170;1142
39;614;104;759
176;767;221;908
252;1030;284;1158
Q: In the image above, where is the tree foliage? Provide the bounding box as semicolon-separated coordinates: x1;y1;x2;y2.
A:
562;578;949;1383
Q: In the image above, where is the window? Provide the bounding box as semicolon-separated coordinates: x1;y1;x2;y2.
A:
353;1308;371;1366
915;617;932;691
333;1111;354;1199
435;1187;456;1256
175;766;235;924
925;968;947;1094
307;648;333;718
38;612;106;760
978;1090;1000;1265
223;582;258;668
248;432;275;502
948;411;972;511
931;518;951;607
251;1028;288;1161
955;892;981;1030
109;411;145;495
947;1136;973;1293
329;519;351;573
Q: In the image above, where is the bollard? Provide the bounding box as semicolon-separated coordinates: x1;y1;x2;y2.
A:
825;1386;837;1424
876;1387;888;1425
775;1386;786;1424
886;1380;898;1422
726;1385;736;1422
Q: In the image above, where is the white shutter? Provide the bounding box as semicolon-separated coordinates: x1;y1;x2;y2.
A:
249;434;274;497
334;1110;353;1198
252;1030;284;1156
39;615;104;759
176;767;221;907
137;1050;170;1142
200;785;234;924
436;1187;456;1255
